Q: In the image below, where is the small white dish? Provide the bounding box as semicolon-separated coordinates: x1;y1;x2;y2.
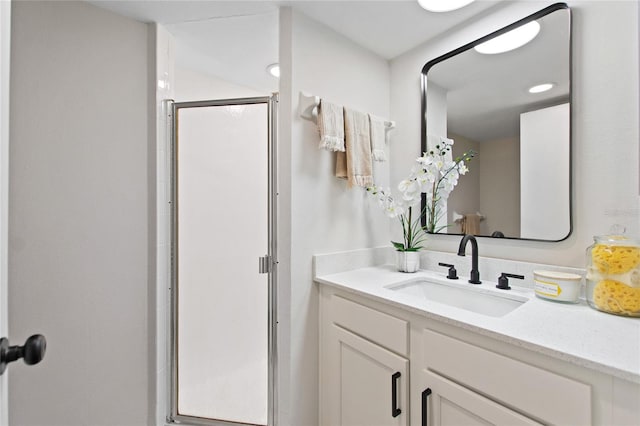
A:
534;270;583;303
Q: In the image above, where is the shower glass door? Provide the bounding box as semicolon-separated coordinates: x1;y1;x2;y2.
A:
170;96;277;426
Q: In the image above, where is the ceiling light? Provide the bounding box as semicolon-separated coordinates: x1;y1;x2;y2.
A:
266;63;280;78
417;0;475;12
528;83;554;94
474;21;540;54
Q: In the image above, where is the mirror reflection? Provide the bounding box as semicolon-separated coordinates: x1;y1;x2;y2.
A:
422;3;571;241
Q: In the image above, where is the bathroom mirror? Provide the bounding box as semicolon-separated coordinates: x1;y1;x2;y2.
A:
421;3;571;241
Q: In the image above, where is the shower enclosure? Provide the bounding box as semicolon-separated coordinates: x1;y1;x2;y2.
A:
169;95;278;426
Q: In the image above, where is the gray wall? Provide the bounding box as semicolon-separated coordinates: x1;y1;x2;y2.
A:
447;133;520;237
447;133;480;234
479;137;520;237
9;2;150;425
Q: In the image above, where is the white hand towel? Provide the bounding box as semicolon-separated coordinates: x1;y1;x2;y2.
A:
336;108;373;188
369;114;387;162
317;100;345;152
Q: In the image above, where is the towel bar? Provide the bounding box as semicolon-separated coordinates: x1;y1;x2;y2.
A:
298;91;320;121
297;91;396;130
453;211;486;223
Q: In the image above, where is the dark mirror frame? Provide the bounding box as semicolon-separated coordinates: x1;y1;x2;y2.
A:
420;2;572;242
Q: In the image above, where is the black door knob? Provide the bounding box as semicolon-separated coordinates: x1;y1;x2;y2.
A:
0;334;46;375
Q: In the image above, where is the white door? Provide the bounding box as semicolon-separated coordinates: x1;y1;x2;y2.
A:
0;1;11;423
325;325;409;426
170;97;278;426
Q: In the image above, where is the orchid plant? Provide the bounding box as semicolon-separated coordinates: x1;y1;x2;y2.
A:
368;138;474;251
366;186;427;252
419;140;475;233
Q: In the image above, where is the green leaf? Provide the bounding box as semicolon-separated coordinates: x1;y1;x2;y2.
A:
391;241;406;251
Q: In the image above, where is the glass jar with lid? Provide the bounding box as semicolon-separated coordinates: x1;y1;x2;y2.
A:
586;235;640;317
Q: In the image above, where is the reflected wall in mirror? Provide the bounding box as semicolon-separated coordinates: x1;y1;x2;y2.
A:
421;3;571;241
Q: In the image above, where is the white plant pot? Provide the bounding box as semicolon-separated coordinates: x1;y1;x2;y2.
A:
396;251;420;273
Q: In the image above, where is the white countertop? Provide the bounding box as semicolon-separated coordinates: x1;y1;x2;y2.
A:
316;264;640;384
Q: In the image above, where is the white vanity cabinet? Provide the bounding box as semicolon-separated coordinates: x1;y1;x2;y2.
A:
319;285;640;426
320;293;410;426
418;329;590;426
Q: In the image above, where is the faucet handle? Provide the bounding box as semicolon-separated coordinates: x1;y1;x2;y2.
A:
438;263;459;280
496;273;525;290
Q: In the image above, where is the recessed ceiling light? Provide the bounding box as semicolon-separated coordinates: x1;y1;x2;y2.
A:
266;63;280;78
417;0;475;13
529;83;554;94
474;21;541;54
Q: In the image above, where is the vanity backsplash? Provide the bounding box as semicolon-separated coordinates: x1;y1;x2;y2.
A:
314;246;585;293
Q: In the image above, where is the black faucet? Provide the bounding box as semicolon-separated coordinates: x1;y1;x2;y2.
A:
457;235;481;284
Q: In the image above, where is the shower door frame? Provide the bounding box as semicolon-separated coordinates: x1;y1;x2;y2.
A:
168;94;279;426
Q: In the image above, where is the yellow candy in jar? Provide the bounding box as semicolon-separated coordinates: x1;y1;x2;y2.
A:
593;279;640;315
592;243;640;274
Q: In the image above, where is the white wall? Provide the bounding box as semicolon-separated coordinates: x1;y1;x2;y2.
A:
426;82;447;141
9;2;150;425
390;0;639;267
279;7;392;426
174;66;265;101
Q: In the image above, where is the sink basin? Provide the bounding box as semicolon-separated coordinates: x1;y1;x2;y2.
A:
387;278;526;317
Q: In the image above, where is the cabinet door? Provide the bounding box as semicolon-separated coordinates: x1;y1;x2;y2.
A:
323;325;409;426
421;370;542;426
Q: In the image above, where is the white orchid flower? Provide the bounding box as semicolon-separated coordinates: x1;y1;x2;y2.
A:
417;155;433;167
398;179;417;194
385;204;404;218
367;139;474;238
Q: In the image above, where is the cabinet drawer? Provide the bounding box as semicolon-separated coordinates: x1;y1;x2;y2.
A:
330;295;408;356
423;329;591;426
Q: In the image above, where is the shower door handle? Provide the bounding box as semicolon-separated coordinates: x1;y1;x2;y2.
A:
259;255;273;274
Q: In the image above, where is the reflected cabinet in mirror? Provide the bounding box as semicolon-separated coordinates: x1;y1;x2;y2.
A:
421;3;571;241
